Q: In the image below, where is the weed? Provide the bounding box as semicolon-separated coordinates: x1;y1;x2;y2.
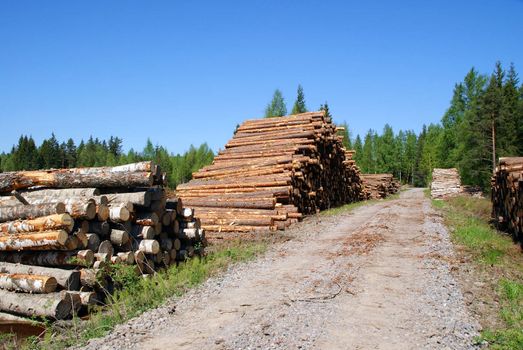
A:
432;195;523;349
21;240;266;349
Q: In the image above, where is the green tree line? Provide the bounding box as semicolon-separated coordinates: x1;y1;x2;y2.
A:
351;62;523;190
0;135;214;188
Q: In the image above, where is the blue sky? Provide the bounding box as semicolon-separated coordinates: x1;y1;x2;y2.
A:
1;0;522;154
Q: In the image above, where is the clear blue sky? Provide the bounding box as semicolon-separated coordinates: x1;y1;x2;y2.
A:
1;0;522;154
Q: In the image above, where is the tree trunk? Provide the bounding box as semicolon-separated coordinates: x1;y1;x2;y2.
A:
0;262;80;290
0;203;66;223
0;214;74;235
0;273;57;293
0;171;154;193
0;250;94;267
0;230;69;251
0;289;72;319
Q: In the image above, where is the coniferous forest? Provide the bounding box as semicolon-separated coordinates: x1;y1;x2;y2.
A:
1;62;522;192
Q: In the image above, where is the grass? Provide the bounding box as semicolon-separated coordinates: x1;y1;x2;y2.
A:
431;194;523;349
15;240;267;350
321;192;401;216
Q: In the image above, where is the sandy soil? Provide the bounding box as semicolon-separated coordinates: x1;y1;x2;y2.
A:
78;188;480;350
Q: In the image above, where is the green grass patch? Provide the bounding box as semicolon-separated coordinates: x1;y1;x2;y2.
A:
21;240;267;350
432;195;523;349
321;192;401;216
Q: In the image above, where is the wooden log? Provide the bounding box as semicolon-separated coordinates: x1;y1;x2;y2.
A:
110;229;129;246
86;233;101;251
182;197;276;209
0;289;72;319
0;230;69;251
20;188;100;198
131;225;155;239
0;203;66;223
96;204;110;221
117;251;135;265
0;170;154;193
67;291;98;306
138;240;160;254
105;192;152;208
88;221;111;237
109;205;130;222
134;212;159;226
0;273;57;293
0;214;74;235
97;240;114;256
0;262;80;290
0;250;94;267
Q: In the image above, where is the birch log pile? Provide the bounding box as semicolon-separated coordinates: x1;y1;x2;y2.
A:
491;157;523;242
360;174;399;199
431;168;463;199
176;111;364;236
0;161;204;321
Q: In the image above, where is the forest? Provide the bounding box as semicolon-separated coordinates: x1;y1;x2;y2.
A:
1;62;522;191
0;136;214;188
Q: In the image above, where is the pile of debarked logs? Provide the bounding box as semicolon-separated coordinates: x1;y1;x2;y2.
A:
0;161;204;321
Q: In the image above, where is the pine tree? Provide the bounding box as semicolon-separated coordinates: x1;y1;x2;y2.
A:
319;102;332;119
353;135;363;165
500;63;519;156
265;89;287;118
291;84;307;114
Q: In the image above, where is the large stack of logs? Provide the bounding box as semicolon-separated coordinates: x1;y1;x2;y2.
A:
491;157;523;242
0;162;204;321
431;168;463;199
176;111;363;235
361;174;399;199
343;149;366;201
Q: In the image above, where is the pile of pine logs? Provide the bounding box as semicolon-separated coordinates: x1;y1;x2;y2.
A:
491;157;523;242
431;168;463;199
361;174;399;199
343;149;366;201
176;111;363;235
0;162;204;321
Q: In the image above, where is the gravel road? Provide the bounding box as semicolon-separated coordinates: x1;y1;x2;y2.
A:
78;188;480;350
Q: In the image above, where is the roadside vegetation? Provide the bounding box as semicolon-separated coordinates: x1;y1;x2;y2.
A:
432;195;523;349
3;240;266;350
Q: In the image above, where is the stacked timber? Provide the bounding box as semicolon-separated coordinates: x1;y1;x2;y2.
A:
0;162;204;321
361;174;399;199
176;111;363;235
342;149;366;201
491;157;523;242
431;168;463;199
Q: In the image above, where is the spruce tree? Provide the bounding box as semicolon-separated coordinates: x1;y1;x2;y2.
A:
291;85;307;114
265;89;287;118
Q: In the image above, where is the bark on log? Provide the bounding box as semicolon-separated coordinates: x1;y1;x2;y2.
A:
0;250;94;267
0;273;57;293
85;233;101;251
88;221;111;237
0;289;71;319
0;230;69;251
0;262;80;290
0;203;66;223
0;171;154;193
0;214;74;235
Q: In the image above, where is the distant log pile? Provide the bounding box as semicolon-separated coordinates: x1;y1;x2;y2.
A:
176;111;363;235
361;174;399;199
431;168;463;199
491;157;523;241
0;162;204;321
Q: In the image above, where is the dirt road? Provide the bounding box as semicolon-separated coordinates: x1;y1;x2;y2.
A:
80;188;479;349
